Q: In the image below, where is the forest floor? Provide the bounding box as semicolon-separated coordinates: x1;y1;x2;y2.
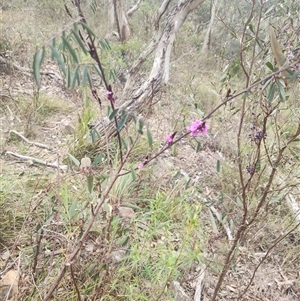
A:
1;3;300;301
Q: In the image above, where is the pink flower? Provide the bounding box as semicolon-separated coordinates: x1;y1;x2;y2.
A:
138;157;149;169
187;120;209;136
166;132;177;144
166;134;173;143
106;90;114;102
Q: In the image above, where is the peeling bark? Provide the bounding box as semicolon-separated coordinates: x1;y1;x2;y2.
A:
113;0;131;42
95;0;206;137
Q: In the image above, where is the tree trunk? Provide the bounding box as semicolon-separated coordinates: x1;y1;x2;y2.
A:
113;0;131;42
127;0;142;17
201;0;218;53
95;0;206;138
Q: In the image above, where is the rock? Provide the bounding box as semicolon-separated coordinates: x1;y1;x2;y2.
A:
0;270;19;301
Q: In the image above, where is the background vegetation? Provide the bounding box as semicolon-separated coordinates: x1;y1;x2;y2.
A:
1;0;300;300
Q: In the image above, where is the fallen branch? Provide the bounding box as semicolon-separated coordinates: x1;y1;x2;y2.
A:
210;205;234;241
10;130;55;151
194;265;206;301
4;151;67;170
0;55;62;81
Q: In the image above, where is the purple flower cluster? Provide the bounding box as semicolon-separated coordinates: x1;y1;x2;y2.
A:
138;120;209;169
249;126;266;144
187;120;209;136
246;165;256;175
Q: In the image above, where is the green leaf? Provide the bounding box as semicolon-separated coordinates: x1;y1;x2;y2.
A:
248;23;255;34
130;167;137;181
79;22;96;38
90;128;101;143
146;127;153;147
121;138;128;150
33;47;45;87
288;71;300;82
93;153;105;166
138;120;144;134
278;79;286;102
208;208;218;234
261;77;272;91
62;36;79;63
90;0;98;14
116;235;129;246
109;69;117;82
171;144;177;156
267;82;277;102
87;175;93;194
67;65;71;88
256;160;261;172
117;113;128;132
265;61;274;71
265;4;275;15
82;65;93;88
71;27;88;55
71;65;80;88
99;38;111;51
50;45;66;75
216;160;221;172
69;153;80;167
109;108;119;120
195;142;201;153
86;67;93;88
93;65;104;80
106;105;111;116
68;199;78;219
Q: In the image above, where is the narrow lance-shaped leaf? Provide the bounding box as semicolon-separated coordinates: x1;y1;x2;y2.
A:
82;65;88;86
68;153;80;167
67;65;71;88
269;27;286;67
99;38;111;51
130;167;137;181
216;160;221;172
278;79;286;102
79;22;96;38
62;36;79;63
109;108;119;120
68;199;78;219
265;61;274;71
50;45;66;75
121;138;128;150
87;175;93;194
33;47;45;87
93;65;104;81
71;27;88;55
109;69;117;82
138;120;144;134
147;127;153;147
117;113;128;132
267;82;277;102
82;65;93;89
71;65;80;88
50;39;56;59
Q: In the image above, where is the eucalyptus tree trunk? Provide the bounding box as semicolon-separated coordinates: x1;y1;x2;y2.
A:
113;0;131;42
201;0;218;53
96;0;206;137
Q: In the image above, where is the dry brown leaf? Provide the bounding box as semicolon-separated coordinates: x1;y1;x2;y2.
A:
118;206;136;218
